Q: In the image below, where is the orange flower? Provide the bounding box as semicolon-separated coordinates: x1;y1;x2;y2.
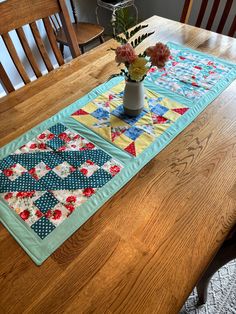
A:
146;43;170;68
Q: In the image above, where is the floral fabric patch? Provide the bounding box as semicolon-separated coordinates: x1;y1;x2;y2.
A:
0;123;123;239
146;45;232;100
71;82;189;156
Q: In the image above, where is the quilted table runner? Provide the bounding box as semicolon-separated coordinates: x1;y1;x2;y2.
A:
1;42;236;265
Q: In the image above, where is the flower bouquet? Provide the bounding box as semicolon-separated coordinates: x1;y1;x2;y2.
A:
112;20;170;116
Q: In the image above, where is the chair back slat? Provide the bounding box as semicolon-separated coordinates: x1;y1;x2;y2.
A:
195;0;209;27
181;0;236;37
43;17;64;66
16;27;43;78
30;21;54;72
217;0;234;33
0;63;15;93
228;15;236;36
206;0;221;30
2;33;31;84
69;0;78;23
180;0;193;23
0;0;60;35
58;0;80;58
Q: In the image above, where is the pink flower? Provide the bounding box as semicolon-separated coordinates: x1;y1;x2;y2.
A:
83;187;95;197
66;195;76;203
146;43;170;68
115;43;137;64
110;165;121;176
20;210;30;221
52;209;62;220
4;192;13;200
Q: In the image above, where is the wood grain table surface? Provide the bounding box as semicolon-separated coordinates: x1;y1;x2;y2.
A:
0;16;236;314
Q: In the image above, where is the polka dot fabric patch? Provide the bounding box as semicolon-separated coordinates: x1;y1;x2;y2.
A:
0;123;123;240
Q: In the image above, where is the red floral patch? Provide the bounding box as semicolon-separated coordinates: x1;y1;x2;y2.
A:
4;192;13;200
30;143;37;149
52;209;62;220
66;195;76;203
36;210;43;218
85;142;95;149
65;204;75;213
58;133;71;142
80;168;88;176
20;210;30;220
38;133;46;139
110;165;120;176
83;187;95;197
3;169;13;177
38;143;47;150
45;210;52;218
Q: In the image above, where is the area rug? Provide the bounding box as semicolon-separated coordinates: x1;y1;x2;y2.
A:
1;42;236;265
180;260;236;314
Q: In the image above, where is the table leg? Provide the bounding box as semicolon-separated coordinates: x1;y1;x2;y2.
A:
95;5;100;25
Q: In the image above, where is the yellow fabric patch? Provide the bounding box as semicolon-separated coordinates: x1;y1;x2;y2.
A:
163;110;181;122
113;133;132;150
79;102;98;114
134;132;155;155
73;114;98;126
154;123;170;137
91;126;111;140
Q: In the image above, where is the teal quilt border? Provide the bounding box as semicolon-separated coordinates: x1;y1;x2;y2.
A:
0;42;236;265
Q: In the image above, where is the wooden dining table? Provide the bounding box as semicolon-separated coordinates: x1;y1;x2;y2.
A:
0;15;236;314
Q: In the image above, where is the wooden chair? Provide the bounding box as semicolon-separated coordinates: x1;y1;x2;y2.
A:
53;0;105;55
0;0;81;94
196;224;236;305
180;0;236;37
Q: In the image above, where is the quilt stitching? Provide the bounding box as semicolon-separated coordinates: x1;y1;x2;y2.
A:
146;46;232;100
71;82;189;156
0;123;123;239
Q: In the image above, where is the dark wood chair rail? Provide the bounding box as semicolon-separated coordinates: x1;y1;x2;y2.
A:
180;0;236;37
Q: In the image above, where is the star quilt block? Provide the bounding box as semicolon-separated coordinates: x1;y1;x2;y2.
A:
71;82;189;156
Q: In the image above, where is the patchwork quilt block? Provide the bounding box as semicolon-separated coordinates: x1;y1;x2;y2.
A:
71;82;189;156
146;44;233;100
0;123;123;240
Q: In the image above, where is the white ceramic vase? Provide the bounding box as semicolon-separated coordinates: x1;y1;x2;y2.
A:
123;81;145;117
